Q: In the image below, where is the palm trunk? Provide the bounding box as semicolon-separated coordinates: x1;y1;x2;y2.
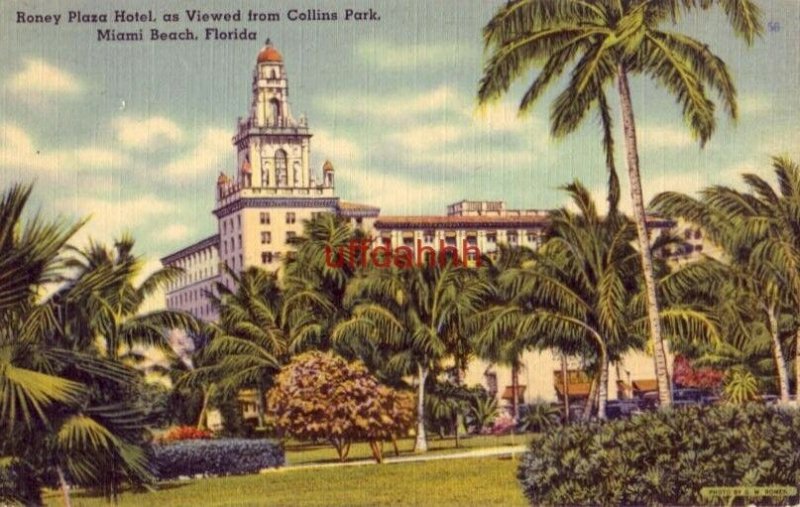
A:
561;353;570;423
598;355;609;420
414;365;429;452
582;372;598;421
256;380;266;428
796;327;800;401
766;304;790;402
57;465;72;507
196;387;211;430
511;361;519;425
617;63;672;407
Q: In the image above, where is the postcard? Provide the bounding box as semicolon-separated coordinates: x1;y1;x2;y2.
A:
1;1;799;506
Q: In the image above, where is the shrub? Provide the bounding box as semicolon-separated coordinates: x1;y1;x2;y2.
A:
487;412;516;435
159;425;214;443
0;458;41;506
267;351;415;463
153;439;283;480
518;404;800;506
517;402;561;433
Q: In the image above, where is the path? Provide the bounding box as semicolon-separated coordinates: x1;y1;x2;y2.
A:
261;445;528;473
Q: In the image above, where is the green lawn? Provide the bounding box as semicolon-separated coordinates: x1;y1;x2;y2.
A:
284;432;535;465
44;457;527;507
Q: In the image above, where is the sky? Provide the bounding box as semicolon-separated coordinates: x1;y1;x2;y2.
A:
1;0;799;270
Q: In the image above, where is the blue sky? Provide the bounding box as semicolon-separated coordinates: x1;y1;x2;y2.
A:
1;0;799;267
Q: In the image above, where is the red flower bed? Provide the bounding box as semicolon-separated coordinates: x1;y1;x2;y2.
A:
159;426;214;443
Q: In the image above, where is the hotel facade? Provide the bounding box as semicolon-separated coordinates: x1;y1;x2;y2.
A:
162;42;708;411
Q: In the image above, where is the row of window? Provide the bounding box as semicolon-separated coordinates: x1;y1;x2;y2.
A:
392;230;542;246
259;212;296;224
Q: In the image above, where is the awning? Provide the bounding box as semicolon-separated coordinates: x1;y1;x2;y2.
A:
632;379;658;392
554;382;593;397
501;385;526;401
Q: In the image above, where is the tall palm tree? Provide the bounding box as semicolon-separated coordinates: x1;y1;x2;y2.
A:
333;262;492;452
472;243;536;422
55;235;198;359
478;0;763;406
652;158;800;402
181;267;285;428
476;183;644;420
282;213;362;352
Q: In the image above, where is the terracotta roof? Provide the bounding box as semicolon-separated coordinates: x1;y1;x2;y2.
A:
338;201;379;211
632;379;658;392
375;215;549;229
501;385;526;401
554;382;593;397
257;44;283;63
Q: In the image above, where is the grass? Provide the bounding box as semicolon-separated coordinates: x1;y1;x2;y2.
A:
44;457;527;507
284;432;535;465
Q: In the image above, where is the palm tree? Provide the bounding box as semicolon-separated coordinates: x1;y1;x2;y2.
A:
180;267;285;428
333;262;492;452
652;159;800;402
282;213;362;352
0;184;156;504
476;182;644;420
478;0;763;406
54;235;198;359
472;243;536;422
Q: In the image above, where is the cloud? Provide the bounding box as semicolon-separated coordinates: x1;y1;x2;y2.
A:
163;128;230;179
316;85;461;121
339;167;458;215
357;41;461;70
55;194;175;247
0;123;128;174
313;129;361;167
637;125;694;149
6;58;82;96
158;223;191;242
114;116;184;150
389;124;466;151
739;94;772;115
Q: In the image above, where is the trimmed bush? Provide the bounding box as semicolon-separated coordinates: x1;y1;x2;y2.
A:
518;404;800;506
153;439;283;480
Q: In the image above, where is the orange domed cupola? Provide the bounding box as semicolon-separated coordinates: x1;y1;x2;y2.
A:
257;39;283;63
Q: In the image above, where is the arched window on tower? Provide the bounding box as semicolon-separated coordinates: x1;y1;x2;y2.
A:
269;99;281;126
275;149;288;187
270;69;277;80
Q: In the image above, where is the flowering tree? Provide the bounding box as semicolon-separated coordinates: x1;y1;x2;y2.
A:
266;351;414;463
673;355;723;390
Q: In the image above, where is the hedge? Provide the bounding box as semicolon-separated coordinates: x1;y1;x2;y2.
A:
518;404;800;506
153;439;284;480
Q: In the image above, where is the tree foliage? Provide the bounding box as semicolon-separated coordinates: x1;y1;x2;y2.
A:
266;351;414;463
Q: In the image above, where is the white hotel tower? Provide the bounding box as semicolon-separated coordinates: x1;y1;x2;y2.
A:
161;42;379;320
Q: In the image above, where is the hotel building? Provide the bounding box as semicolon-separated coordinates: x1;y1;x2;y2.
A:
162;42;705;411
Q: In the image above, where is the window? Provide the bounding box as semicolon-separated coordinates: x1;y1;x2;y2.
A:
507;231;518;244
237;215;241;229
286;212;296;224
423;230;434;243
260;212;270;225
261;252;273;264
275;149;288;186
238;234;242;248
222;221;227;234
269;99;281;124
694;230;702;240
261;231;271;244
286;231;297;242
526;232;537;243
487;233;497;243
684;228;692;239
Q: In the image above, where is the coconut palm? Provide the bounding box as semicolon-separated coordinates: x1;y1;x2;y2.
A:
54;235;198;359
472;243;536;422
333;262;492;452
478;0;763;406
652;159;800;401
282;213;363;352
181;267;285;428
